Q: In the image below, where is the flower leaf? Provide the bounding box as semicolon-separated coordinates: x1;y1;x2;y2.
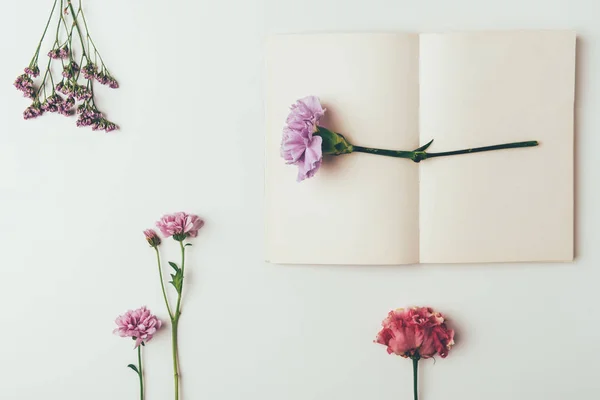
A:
185;243;192;247
127;364;139;375
168;261;179;271
169;269;184;294
414;139;434;152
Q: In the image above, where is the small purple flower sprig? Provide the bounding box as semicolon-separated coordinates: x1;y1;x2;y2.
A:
14;0;118;132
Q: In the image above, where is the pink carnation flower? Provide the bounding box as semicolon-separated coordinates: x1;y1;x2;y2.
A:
156;212;204;241
114;306;162;348
375;307;455;359
281;96;326;182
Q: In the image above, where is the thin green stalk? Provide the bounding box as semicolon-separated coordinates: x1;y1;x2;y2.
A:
171;240;186;400
138;346;144;400
32;0;59;63
154;247;173;319
79;7;107;67
172;320;180;400
67;0;89;60
412;358;419;400
36;56;54;99
425;141;539;159
352;140;539;163
53;0;63;47
352;146;414;159
175;241;186;314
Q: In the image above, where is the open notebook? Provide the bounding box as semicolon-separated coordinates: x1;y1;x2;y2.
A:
265;31;575;265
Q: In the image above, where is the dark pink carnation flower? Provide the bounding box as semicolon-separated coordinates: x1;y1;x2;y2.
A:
375;307;455;359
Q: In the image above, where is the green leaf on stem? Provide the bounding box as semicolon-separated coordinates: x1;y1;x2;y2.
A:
168;261;179;271
414;139;434;152
185;243;193;247
127;364;139;375
170;269;184;294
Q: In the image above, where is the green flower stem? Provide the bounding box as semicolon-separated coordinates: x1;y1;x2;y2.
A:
352;141;539;163
79;6;108;68
154;247;173;319
352;146;414;159
412;357;419;400
171;240;186;400
172;319;180;400
68;0;89;60
138;346;144;400
37;56;55;99
32;0;59;63
53;0;63;47
175;240;186;314
426;141;539;159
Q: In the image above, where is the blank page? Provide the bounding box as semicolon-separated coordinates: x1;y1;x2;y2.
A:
265;34;420;265
419;31;575;263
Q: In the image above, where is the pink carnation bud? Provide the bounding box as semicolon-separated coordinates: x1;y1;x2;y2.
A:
143;229;161;247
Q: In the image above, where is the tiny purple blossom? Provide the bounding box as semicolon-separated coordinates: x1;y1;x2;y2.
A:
58;45;69;58
41;93;65;113
56;81;73;95
108;77;119;89
82;63;98;80
24;66;40;77
14;74;35;99
72;84;92;101
96;71;119;88
104;121;118;132
23;102;44;120
62;61;80;79
58;96;75;116
48;45;69;59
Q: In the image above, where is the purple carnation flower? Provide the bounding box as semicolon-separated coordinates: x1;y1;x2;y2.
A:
286;95;326;134
281;96;326;181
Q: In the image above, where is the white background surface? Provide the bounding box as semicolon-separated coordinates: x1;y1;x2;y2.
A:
0;0;597;399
